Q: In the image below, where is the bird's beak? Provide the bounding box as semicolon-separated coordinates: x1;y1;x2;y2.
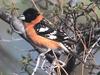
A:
18;15;25;20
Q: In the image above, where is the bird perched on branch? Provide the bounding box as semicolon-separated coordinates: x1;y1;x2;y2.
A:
18;8;76;75
18;8;74;54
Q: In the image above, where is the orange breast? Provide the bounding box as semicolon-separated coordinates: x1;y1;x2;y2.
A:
26;25;61;49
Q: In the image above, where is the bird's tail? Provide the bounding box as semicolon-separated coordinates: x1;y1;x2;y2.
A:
59;43;70;53
59;42;76;54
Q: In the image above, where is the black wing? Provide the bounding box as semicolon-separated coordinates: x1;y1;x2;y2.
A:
34;19;68;42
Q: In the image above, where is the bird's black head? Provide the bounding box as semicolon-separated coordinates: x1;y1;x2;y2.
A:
19;8;40;23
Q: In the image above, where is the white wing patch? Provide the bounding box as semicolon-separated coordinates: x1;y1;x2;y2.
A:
39;27;49;32
47;31;57;39
47;34;57;39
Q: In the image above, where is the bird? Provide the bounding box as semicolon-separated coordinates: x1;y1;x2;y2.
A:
18;8;75;75
18;8;72;54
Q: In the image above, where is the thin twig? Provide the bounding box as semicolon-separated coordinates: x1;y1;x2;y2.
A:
82;50;85;75
76;27;88;51
57;0;64;15
31;0;41;14
84;37;100;63
11;0;19;16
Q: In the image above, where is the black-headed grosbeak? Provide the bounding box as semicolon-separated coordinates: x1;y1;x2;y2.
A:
19;8;72;54
18;8;76;75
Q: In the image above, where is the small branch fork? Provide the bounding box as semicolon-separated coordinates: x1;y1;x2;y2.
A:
31;48;67;75
84;37;100;63
31;48;51;75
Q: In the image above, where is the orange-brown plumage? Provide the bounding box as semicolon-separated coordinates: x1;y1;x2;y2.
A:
19;8;75;74
23;14;70;53
26;23;61;49
24;15;69;52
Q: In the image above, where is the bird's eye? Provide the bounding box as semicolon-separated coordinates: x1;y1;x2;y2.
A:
18;15;25;20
